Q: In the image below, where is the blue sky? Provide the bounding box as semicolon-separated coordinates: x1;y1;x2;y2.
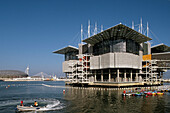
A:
0;0;170;77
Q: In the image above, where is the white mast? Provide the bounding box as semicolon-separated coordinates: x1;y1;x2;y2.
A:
101;25;103;32
41;72;44;79
88;20;90;37
138;24;140;33
140;18;142;34
25;65;29;75
146;22;151;54
132;21;134;29
94;22;97;35
81;24;83;44
147;22;149;37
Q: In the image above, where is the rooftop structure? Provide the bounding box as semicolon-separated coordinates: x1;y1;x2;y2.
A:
54;23;170;87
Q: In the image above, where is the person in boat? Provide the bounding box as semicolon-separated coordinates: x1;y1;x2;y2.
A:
20;100;24;106
34;101;38;107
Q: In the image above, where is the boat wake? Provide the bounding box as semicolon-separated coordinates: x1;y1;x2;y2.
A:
0;98;64;111
36;99;64;111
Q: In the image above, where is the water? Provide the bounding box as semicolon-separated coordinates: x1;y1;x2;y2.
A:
0;81;170;113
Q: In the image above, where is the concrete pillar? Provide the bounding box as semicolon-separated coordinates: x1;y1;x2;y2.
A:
136;70;138;82
79;44;83;54
95;70;96;82
147;41;151;55
101;70;103;82
130;70;132;82
109;69;111;82
66;73;67;79
139;43;143;69
117;69;119;82
124;69;126;82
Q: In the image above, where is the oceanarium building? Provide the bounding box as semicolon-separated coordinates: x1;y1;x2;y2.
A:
54;24;170;87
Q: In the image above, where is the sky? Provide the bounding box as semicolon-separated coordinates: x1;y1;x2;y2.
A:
0;0;170;77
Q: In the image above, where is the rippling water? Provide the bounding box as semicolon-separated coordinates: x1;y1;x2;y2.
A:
0;81;170;113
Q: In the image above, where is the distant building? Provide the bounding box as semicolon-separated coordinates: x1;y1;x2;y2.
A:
54;24;170;87
0;70;28;78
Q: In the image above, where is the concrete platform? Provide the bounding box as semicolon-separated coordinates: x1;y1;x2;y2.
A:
65;81;162;88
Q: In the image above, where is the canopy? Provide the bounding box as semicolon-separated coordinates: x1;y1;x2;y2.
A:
151;43;170;53
83;24;152;45
53;45;78;54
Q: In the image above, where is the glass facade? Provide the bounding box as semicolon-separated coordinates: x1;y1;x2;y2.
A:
93;39;140;55
126;39;140;55
65;51;78;61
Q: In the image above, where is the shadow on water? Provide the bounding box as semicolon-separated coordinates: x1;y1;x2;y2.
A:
63;88;170;113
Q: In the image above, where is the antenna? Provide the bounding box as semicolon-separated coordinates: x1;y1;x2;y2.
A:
94;22;97;35
88;20;90;37
81;24;83;44
132;21;134;29
25;65;29;75
147;22;149;37
101;25;103;32
140;18;142;34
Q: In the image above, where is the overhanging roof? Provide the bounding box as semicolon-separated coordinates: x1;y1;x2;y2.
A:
152;52;170;55
53;45;78;54
151;43;170;53
83;24;152;45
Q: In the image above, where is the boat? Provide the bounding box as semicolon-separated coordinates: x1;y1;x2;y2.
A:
152;92;156;96
147;91;152;96
126;93;133;96
122;93;134;96
135;92;142;96
144;91;148;94
157;92;164;95
16;105;45;112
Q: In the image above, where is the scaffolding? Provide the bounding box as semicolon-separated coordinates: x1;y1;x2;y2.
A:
67;54;91;83
142;59;170;85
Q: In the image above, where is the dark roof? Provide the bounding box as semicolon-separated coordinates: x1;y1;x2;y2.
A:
83;24;152;45
53;45;78;54
151;43;170;53
152;52;170;68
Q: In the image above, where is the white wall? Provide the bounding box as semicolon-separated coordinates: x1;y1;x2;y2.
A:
90;53;141;69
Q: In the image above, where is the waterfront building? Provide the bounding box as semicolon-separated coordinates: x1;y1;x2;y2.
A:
54;23;170;87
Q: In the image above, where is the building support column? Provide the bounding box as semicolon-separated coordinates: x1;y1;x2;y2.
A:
68;73;70;81
117;69;119;82
124;69;126;82
94;70;96;82
109;69;111;82
136;70;138;82
130;70;132;82
101;70;103;82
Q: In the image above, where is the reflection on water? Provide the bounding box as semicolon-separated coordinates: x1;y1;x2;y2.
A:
0;81;170;113
64;88;170;113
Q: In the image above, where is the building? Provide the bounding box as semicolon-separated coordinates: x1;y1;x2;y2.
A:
54;24;170;87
